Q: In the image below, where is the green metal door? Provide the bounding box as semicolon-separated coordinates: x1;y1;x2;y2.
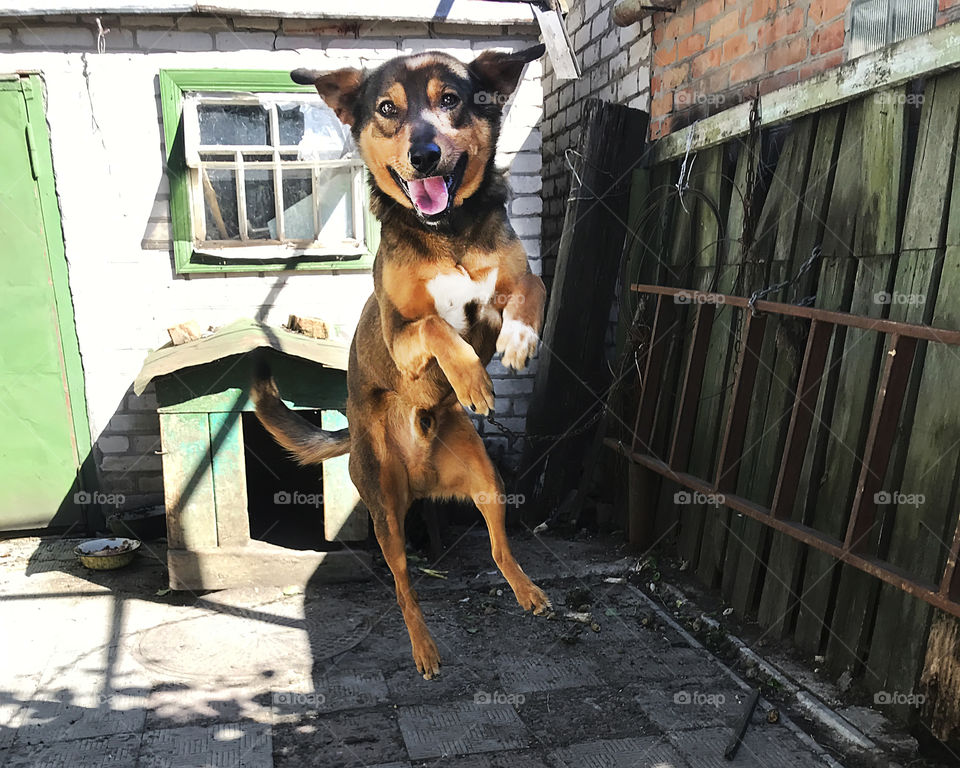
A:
0;74;91;531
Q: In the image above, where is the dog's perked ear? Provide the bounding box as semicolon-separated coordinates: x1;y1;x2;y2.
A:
290;67;363;126
468;44;545;104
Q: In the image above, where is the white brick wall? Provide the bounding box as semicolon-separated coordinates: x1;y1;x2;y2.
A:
540;1;653;288
0;14;543;507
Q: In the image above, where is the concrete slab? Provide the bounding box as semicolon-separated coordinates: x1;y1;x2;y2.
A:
137;722;271;768
397;701;530;759
549;735;690;767
0;731;141;768
272;670;389;719
667;725;825;768
495;653;602;693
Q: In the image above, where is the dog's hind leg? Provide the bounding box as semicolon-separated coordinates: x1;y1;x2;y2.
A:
349;440;442;680
430;410;551;615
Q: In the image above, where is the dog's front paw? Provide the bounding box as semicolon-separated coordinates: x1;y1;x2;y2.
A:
447;360;494;415
512;578;552;615
411;633;442;680
497;318;539;371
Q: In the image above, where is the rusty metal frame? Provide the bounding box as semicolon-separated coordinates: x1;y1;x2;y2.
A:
606;284;960;619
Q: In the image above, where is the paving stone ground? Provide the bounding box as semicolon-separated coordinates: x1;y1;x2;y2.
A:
0;529;836;767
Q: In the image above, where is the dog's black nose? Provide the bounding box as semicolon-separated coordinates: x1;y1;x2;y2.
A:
409;143;442;174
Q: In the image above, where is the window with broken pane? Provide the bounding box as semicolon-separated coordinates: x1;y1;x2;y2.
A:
182;93;366;255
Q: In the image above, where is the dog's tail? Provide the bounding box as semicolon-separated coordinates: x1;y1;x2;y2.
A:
252;362;351;465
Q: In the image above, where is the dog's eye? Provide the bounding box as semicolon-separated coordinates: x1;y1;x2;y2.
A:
377;100;398;118
440;92;460;109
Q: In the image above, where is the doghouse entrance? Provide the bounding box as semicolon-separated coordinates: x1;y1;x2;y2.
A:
242;411;334;552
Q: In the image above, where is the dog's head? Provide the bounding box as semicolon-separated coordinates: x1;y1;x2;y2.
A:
291;45;544;227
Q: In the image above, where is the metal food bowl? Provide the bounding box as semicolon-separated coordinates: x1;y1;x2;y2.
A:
74;537;141;570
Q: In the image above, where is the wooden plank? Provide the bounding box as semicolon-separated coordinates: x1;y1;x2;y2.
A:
675;145;727;570
519;99;649;523
321;409;366;542
209;411;250;546
843;334;918;551
864;69;960;712
757;110;845;635
695;142;751;587
160;412;217;552
725;121;817;616
795;87;905;653
653;24;960;162
669;301;716;469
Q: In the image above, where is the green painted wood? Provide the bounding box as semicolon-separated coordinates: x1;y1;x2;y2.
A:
726;119;817;618
790;89;906;660
0;75;90;531
756;109;844;635
865;70;960;711
675;146;726;570
160;412;218;550
155;349;347;413
694;142;750;588
321;409;366;542
210;411;250;546
158;69;378;275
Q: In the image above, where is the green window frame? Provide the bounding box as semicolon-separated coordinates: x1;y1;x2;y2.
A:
159;69;378;275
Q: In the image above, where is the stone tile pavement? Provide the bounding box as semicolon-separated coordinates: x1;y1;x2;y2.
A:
0;530;839;767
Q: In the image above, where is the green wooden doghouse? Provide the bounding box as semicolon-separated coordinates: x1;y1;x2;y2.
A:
134;319;370;590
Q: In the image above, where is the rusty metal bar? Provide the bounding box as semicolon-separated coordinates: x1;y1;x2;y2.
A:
715;310;767;493
668;302;716;470
771;319;834;518
844;334;918;552
604;438;960;619
631;284;960;346
632;295;675;452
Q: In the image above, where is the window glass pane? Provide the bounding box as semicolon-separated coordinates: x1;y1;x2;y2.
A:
244;169;276;240
317;167;355;242
201;168;240;240
279;103;353;160
198;104;269;146
280;170;314;240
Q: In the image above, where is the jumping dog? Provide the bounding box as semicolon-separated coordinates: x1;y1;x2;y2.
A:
254;45;551;679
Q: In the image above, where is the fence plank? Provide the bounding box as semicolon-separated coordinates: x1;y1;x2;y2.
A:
865;70;960;714
757;108;844;635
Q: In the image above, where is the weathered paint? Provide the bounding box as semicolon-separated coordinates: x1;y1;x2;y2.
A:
0;74;90;531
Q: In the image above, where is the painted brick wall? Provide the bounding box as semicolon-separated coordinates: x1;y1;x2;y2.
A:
539;0;652;289
648;0;960;138
0;14;543;511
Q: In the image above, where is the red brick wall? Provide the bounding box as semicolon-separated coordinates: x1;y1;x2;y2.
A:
648;0;958;138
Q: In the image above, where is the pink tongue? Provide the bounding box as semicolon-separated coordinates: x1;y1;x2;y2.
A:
407;176;449;216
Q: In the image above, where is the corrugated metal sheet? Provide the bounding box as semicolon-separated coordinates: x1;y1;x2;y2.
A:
851;0;936;58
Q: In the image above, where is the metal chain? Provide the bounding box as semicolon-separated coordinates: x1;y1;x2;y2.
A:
484;405;606;444
741;89;763;260
748;246;823;316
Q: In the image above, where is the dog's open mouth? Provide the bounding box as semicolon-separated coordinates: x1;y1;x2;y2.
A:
390;154;468;221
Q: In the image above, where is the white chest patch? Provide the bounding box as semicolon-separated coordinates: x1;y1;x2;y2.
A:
426;268;498;334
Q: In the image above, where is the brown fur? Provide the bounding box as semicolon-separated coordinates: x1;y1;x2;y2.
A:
258;46;549;679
